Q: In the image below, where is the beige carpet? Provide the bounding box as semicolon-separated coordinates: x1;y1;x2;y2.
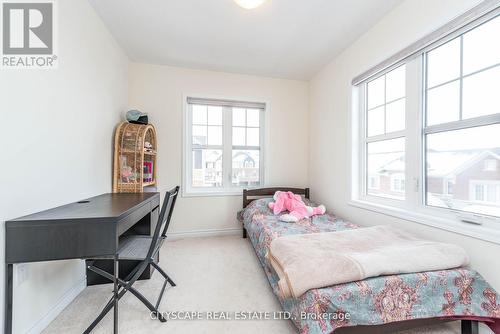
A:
43;236;461;334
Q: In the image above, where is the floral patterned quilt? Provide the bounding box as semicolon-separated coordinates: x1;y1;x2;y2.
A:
240;198;500;334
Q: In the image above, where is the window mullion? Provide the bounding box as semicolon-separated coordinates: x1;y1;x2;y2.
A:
424;113;500;134
186;103;193;193
360;84;368;198
366;131;405;143
405;57;423;211
259;108;265;185
459;35;464;121
383;75;387;134
232;145;260;150
223;106;233;190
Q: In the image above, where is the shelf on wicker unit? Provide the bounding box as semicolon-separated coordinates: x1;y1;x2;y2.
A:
120;150;157;155
113;122;158;193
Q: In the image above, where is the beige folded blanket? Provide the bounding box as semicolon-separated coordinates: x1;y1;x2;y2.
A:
267;225;469;299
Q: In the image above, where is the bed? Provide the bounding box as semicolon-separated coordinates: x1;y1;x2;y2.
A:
239;187;500;334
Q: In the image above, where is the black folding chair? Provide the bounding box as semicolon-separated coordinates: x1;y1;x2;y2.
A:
84;186;180;333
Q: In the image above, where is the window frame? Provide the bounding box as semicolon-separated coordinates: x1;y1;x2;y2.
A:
357;63;410;209
350;11;500;244
183;95;266;197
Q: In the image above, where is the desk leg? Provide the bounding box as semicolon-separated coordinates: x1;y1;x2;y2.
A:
113;255;119;334
5;263;13;334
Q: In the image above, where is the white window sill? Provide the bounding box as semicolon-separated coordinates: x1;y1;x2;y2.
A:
182;190;243;198
348;199;500;245
182;185;263;198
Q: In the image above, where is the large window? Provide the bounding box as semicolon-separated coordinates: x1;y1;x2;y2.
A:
353;12;500;237
184;97;265;195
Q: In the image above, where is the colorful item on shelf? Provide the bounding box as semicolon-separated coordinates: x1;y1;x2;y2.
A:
121;166;135;182
143;161;153;183
144;141;154;153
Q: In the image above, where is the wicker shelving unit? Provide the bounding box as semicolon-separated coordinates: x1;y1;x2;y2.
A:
113;122;157;193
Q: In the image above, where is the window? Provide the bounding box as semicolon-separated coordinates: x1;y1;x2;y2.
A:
474;184;485;201
445;180;454;195
485;159;497;171
423;15;500;218
232;107;262;187
352;11;500;239
391;173;406;193
470;181;500;204
368;176;380;190
184;97;265;195
365;65;406;200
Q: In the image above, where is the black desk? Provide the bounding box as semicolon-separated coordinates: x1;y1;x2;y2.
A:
4;192;160;334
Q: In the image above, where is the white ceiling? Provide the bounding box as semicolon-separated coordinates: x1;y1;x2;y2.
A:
88;0;403;80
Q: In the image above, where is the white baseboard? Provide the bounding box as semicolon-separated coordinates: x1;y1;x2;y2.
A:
26;277;86;334
166;227;241;240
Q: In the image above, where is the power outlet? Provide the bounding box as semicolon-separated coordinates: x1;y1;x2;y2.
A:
16;264;29;286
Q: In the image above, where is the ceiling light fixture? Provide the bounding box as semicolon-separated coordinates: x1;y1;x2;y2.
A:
234;0;267;10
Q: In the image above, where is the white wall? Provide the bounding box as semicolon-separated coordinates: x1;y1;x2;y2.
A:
0;0;129;332
129;63;309;235
309;0;500;330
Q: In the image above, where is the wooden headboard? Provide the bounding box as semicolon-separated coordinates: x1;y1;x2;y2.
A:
242;187;310;208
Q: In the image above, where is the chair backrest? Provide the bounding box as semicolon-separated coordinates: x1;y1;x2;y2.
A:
147;186;179;259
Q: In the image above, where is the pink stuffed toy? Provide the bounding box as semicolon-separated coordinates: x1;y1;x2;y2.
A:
268;191;326;223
